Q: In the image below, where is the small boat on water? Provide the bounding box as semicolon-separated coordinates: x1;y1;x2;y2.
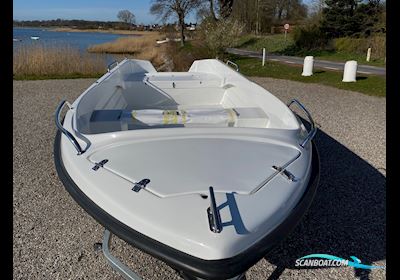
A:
13;38;22;42
54;58;320;280
30;36;40;40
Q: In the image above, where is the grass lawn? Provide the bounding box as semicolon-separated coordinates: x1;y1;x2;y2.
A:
286;49;386;67
229;56;386;97
235;34;294;53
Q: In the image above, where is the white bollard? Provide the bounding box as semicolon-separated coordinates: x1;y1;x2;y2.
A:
262;48;266;66
342;60;357;82
301;56;314;76
366;47;371;62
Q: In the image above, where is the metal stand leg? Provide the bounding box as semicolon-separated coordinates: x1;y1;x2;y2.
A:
102;229;143;280
102;229;246;280
180;271;246;280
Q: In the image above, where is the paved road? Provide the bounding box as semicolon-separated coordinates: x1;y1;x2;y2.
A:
226;48;386;76
13;78;385;279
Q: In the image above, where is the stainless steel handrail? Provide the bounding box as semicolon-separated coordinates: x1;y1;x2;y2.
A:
107;60;119;72
226;60;240;72
208;186;222;233
287;99;317;148
55;100;84;155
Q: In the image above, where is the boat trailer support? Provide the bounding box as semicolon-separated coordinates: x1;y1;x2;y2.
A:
102;229;246;280
102;229;143;280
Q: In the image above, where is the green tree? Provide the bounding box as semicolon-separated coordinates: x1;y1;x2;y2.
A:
320;0;383;38
320;0;359;37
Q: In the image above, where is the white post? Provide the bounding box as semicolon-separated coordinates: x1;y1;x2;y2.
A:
366;48;371;62
262;48;266;66
342;60;357;82
301;56;314;76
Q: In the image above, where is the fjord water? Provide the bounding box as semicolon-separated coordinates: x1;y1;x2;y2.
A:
13;27;139;65
13;27;135;51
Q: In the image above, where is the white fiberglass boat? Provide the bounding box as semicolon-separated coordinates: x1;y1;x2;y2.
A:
54;58;320;280
30;36;40;40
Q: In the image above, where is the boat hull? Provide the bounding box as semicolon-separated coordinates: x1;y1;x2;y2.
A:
54;129;320;279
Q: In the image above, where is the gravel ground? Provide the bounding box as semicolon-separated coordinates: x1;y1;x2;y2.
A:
13;78;386;280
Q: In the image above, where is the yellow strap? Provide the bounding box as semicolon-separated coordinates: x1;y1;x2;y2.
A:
227;109;235;124
181;110;187;124
131;111;137;122
163;111;169;124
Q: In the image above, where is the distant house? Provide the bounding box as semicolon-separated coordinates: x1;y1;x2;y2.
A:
187;24;196;31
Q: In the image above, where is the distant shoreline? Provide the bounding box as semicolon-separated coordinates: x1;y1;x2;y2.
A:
13;26;158;36
50;27;155;36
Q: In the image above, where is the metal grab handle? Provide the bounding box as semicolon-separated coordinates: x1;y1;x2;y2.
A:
226;60;239;72
107;60;118;72
207;186;222;233
287;99;317;148
55;100;84;155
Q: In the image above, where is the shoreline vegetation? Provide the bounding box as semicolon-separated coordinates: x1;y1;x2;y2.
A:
86;31;166;67
13;27;385;96
13;44;106;80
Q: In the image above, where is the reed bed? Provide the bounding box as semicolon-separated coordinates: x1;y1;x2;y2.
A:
87;33;166;66
13;43;106;79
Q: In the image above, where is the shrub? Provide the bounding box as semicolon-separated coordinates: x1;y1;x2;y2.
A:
199;18;245;56
292;25;329;50
334;36;386;58
164;41;213;71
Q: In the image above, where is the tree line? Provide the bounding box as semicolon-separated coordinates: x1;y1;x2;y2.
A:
14;0;386;48
13;19;134;30
149;0;385;47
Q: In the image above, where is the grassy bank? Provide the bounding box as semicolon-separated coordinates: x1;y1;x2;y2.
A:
234;34;386;67
13;44;106;80
282;48;386;67
235;34;294;53
230;56;385;97
87;32;165;66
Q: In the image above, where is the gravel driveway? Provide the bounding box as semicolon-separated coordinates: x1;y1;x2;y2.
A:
13;77;386;280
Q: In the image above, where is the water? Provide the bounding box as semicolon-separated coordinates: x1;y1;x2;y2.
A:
13;27;137;51
13;27;140;65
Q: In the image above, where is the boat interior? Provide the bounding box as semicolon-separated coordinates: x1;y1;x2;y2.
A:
75;59;299;134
